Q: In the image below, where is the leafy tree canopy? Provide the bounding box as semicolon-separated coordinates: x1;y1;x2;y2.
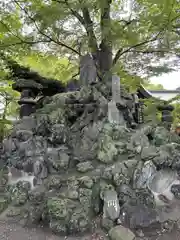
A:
0;0;179;81
0;0;180;138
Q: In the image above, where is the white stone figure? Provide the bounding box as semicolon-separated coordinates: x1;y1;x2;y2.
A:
102;189;120;221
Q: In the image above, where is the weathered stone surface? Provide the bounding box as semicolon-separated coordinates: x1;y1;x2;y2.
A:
2;82;180;237
119;203;159;229
46;175;62;190
141;146;159;161
133;160;156;189
45;196;90;234
76;161;94;173
46;147;70;172
117;184;135;205
109;225;135;240
78;176;94;189
128;131;149;154
49;124;67;145
28;186;46;204
152;127;171;146
171;184;180;199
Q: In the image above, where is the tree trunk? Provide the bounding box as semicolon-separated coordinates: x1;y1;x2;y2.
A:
67;0;113;81
98;0;112;80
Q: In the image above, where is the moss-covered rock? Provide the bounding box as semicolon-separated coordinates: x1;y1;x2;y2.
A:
28;187;46;205
98;134;118;163
46;195;92;234
109;226;135;240
8;181;30;206
69;207;91;233
46;175;62;190
76;161;94;173
153;126;171;146
78;176;94;189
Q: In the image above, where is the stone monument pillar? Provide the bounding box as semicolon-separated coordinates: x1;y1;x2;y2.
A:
138;101;144;124
132;93;144;124
108;75;125;125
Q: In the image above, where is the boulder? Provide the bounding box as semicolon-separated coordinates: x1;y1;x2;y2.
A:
109;226;135;240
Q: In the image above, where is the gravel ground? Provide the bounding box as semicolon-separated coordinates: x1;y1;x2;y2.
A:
0;221;108;240
0;221;87;240
0;221;179;240
150;231;180;240
0;222;61;240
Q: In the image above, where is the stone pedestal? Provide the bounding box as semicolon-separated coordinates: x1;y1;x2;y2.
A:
19;104;36;118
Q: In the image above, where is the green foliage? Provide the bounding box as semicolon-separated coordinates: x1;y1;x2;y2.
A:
0;70;19;141
144;82;164;90
172;102;180;127
0;0;179;75
142;98;161;123
15;52;78;82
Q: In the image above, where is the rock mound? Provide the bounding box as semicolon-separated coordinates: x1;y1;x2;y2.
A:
1;83;180;238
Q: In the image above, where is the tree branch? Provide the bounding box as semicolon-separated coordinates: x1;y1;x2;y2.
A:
0;40;51;49
0;20;52;49
12;0;81;55
113;38;156;66
130;49;175;54
113;26;167;66
53;0;98;53
52;0;85;26
113;4;180;66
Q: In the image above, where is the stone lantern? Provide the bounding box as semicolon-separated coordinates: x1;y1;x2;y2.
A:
12;79;43;118
157;104;174;130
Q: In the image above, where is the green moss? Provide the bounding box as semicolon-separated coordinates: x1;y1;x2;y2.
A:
47;197;69;220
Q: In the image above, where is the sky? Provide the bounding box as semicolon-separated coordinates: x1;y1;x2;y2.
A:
150;70;180;90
